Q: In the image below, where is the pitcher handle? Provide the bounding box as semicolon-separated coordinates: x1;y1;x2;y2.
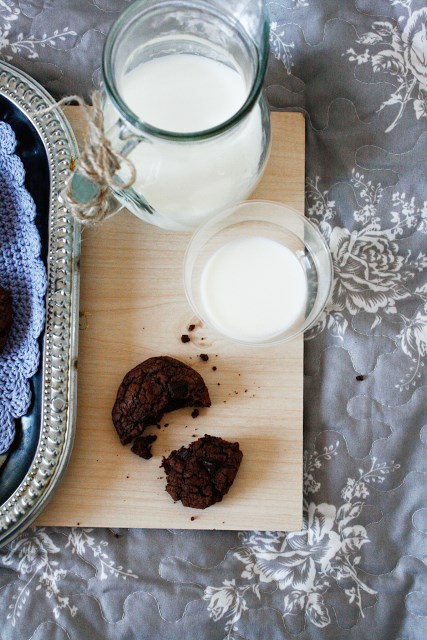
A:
68;116;154;219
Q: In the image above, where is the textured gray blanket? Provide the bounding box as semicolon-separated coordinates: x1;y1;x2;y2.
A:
0;1;426;638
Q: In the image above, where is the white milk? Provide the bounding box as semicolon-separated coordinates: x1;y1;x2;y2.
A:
117;54;264;229
200;236;308;341
121;54;247;133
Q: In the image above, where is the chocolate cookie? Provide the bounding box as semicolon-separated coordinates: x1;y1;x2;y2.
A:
131;434;157;460
112;356;211;445
161;434;243;509
0;286;12;353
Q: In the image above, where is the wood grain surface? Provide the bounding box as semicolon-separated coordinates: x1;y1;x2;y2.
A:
36;109;305;531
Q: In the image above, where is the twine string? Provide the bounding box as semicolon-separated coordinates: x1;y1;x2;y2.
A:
39;91;136;225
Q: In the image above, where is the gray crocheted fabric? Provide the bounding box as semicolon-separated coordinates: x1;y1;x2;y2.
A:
0;122;46;454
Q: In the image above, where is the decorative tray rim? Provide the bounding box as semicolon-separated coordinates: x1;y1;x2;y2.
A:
0;60;80;547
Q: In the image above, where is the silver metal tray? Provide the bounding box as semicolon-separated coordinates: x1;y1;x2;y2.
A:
0;60;80;546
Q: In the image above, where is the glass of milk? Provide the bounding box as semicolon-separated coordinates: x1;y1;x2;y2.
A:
184;201;333;345
99;0;271;230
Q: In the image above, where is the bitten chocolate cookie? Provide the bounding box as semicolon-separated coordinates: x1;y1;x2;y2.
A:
112;356;211;445
0;286;12;353
161;434;243;509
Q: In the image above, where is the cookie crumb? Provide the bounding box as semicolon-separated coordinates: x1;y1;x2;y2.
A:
188;324;196;331
131;434;157;459
164;423;169;428
244;389;248;393
217;382;221;386
212;366;217;371
191;408;199;419
181;334;190;343
355;374;365;381
191;516;195;521
200;353;209;361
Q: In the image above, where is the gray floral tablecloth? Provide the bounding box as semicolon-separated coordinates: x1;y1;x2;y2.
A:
1;1;426;639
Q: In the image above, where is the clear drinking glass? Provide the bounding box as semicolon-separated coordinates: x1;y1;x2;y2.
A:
184;201;333;345
100;0;271;230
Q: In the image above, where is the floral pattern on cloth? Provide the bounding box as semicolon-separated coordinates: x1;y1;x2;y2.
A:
306;170;427;391
0;0;76;61
346;5;427;131
202;442;400;636
2;528;138;626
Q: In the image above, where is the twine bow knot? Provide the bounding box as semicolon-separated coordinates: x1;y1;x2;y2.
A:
40;91;136;226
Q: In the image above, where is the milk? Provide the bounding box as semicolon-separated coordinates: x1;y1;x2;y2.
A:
200;236;308;341
121;54;248;133
116;54;264;229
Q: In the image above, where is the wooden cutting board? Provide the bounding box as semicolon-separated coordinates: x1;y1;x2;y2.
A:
37;109;305;531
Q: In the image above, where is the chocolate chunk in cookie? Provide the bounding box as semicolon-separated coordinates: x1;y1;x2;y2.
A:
161;434;243;509
131;434;157;460
112;356;211;445
0;286;12;353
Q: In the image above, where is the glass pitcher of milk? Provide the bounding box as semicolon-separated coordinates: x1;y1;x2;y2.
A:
99;0;271;231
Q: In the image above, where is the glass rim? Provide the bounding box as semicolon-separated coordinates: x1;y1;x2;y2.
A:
183;200;334;346
102;0;270;142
